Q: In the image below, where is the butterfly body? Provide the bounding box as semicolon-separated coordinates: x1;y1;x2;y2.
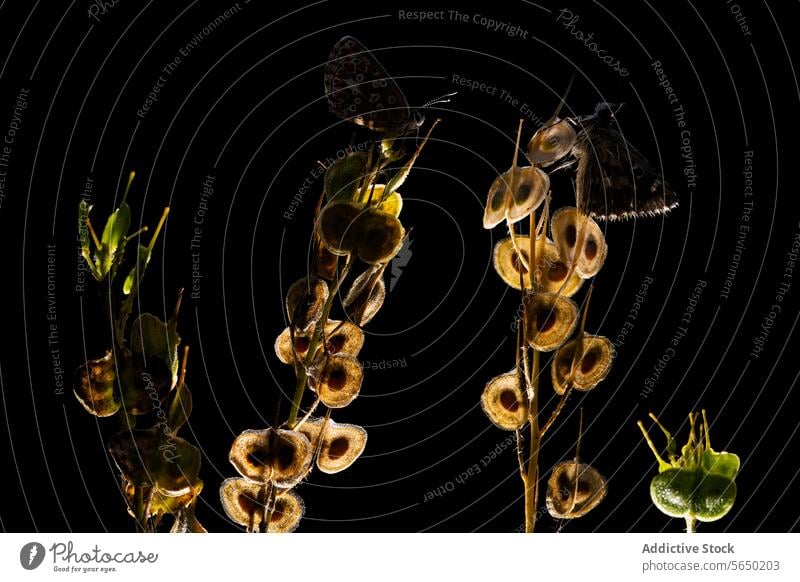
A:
324;36;423;137
528;103;679;221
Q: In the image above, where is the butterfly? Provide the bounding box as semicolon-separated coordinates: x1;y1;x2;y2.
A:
324;36;437;137
528;102;679;221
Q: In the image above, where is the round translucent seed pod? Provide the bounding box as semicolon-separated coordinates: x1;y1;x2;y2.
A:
481;371;529;430
274;327;313;365
504;166;549;225
119;354;172;416
484;167;549;229
270;489;305;533
311;354;364;408
318;201;363;256
228;429;274;483
270;429;314;488
219;477;267;528
343;267;386;326
540;238;584;297
551;207;608;279
296;416;325;448
527;119;577;166
492;237;532;290
356;209;405;264
228;428;312;487
524;292;579;352
316;421;368;474
551;334;614;394
73;351;120;417
286;277;329;333
324;320;365;357
546;460;607;519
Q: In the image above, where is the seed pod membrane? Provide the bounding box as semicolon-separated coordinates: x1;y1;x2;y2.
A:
481;371;529;430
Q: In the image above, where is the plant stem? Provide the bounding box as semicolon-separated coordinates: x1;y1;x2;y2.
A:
524;350;541;533
685;515;696;534
286;259;352;427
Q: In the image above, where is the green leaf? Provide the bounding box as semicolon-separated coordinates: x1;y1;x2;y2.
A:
101;202;131;256
130;313;181;386
122;243;151;295
324;152;368;202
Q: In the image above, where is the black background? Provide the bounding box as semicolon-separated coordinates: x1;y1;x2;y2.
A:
0;0;798;533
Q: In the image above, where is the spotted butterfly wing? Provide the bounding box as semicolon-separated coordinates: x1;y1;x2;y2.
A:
573;113;679;220
324;36;417;135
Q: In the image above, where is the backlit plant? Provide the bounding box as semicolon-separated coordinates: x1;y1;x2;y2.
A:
75;172;205;532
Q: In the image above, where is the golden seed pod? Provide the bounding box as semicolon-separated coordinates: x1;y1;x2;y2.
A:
546;460;607;519
352;183;403;217
274;327;312;365
551;207;608;279
73;351;120;417
552;334;615;394
228;428;312;487
286;277;329;333
356;209;405;264
270;489;305;533
343;267;386;326
324;320;365;357
318;201;363;256
270;429;313;488
527;120;577;166
317;421;368;474
219;477;267;528
524;292;579;352
492;237;532;290
481;371;529;431
296;416;325;448
310;354;364;408
315;240;339;280
540;238;584;297
505;166;550;224
484;166;549;229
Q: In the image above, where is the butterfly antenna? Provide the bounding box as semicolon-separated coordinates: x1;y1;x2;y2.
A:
421;91;457;109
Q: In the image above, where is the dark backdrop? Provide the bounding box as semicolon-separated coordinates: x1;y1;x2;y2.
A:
0;0;798;533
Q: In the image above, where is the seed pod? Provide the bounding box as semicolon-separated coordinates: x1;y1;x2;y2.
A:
219;477;267;528
73;351;121;417
318;201;363;256
484;166;549;228
316;421;368;474
270;489;305;532
352;183;403;217
229;428;312;488
356;208;405;264
540;238;584;297
638;410;740;526
492;237;532;290
286;277;329;333
546;460;607;519
314;240;339;280
118;353;173;416
481;371;529;430
527;120;577;166
310;354;364;408
343;266;386;326
324;320;365;357
551;334;614;394
551;207;608;279
324;151;368;202
524;292;579;351
274;327;313;365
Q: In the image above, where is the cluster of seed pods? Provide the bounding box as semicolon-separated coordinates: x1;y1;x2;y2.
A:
480;120;617;524
220;131;434;532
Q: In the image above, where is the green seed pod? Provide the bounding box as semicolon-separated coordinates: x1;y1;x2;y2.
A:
318;201;363;256
638;410;740;529
355;208;405;264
